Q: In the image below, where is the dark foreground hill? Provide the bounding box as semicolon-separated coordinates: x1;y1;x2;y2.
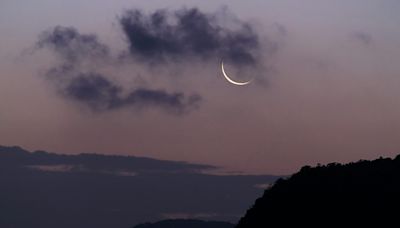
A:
237;156;400;227
133;219;234;228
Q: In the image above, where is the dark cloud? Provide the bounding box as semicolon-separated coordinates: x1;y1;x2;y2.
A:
62;72;120;110
37;26;109;63
36;8;271;114
38;26;201;115
119;8;261;65
353;32;373;45
47;68;201;114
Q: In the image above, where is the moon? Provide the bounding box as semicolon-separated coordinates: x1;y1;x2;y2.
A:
221;61;253;86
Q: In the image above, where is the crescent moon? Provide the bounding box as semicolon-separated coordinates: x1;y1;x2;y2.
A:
221;61;252;86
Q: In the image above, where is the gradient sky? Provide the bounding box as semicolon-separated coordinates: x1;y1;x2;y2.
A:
1;0;400;174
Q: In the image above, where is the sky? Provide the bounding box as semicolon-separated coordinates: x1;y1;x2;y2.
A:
1;0;400;175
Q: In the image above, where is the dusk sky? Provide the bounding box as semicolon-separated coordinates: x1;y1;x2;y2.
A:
1;0;400;174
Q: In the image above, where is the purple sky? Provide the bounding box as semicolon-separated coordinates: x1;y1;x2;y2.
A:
1;0;400;174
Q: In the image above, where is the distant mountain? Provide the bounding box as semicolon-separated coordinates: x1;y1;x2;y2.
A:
0;145;279;228
237;156;400;227
133;219;234;228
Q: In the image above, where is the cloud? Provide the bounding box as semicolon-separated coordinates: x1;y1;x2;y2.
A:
353;32;373;45
119;8;262;66
46;67;201;114
37;26;201;115
35;8;274;114
37;26;109;63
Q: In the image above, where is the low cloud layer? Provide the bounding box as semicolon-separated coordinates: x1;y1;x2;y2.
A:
119;8;262;65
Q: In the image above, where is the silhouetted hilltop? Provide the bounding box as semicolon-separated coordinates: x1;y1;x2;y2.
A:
133;219;234;228
237;156;400;227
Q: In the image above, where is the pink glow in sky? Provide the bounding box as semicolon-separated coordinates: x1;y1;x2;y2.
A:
1;0;400;174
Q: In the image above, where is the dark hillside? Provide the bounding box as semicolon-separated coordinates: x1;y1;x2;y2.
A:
237;156;400;227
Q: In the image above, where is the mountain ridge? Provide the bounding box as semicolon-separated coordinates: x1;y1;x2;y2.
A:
236;155;400;227
0;144;279;228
